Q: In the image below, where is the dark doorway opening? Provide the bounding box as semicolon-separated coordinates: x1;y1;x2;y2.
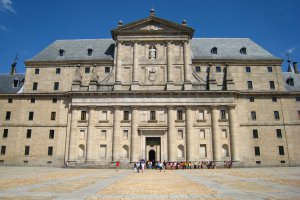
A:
149;150;155;161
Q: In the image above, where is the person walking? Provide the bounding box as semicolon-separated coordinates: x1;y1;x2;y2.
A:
116;161;120;171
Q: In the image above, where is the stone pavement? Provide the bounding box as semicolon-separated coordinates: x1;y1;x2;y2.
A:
0;167;299;200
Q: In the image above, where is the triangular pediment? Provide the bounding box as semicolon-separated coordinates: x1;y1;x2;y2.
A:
111;16;194;40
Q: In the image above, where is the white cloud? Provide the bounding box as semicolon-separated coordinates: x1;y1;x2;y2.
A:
0;0;16;13
286;47;296;55
0;25;8;31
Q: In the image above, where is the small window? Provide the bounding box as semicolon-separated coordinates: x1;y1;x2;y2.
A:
31;98;35;103
296;97;300;102
48;146;53;156
276;129;282;138
245;67;251;73
240;47;247;54
280;160;285;164
251;111;256;120
177;110;183;120
211;47;218;54
8;98;13;103
81;111;87;121
87;48;93;56
267;67;273;72
3;129;8;138
247;81;253;89
123;130;128;139
216;66;221;73
272;97;277;102
49;130;55;139
54;82;59;90
59;49;65;57
51;112;56;120
220;110;226;120
278;146;285;155
249;97;255;102
52;98;57;103
28;112;34;121
274;111;280;120
123;111;129;121
85;67;90;74
253;129;258;138
1;146;6;155
101;130;107;139
178;129;183;139
24;146;30;155
254;146;260;156
150;111;156;121
256;161;261;164
195;66;201;72
32;82;38;91
105;67;110;73
56;68;61;74
26;129;32;138
13;79;19;88
35;68;40;74
286;78;294;86
5;111;11;120
269;81;275;89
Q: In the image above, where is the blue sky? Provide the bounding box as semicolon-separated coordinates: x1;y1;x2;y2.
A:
0;0;299;73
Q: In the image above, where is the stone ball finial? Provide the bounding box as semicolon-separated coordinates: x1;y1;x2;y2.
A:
150;8;155;16
118;20;123;27
182;19;187;26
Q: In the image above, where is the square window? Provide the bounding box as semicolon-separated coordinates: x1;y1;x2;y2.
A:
52;98;57;103
253;129;258;138
5;111;11;120
247;81;253;89
178;129;183;139
24;146;30;155
220;110;226;120
32;82;38;91
267;67;273;72
8;98;13;103
1;146;6;155
81;111;87;121
177;110;183;120
221;129;227;138
272;97;277;102
245;66;251;72
26;129;32;139
195;66;201;72
150;111;156;121
279;146;285;155
87;48;93;56
280;160;285;164
254;146;260;156
35;68;40;74
256;161;261;164
13;80;19;88
269;81;275;89
101;130;106;139
105;67;110;73
59;49;64;56
54;82;59;90
249;97;255;102
48;146;53;156
3;129;8;138
28;112;34;121
216;66;221;72
49;130;55;139
276;129;282;138
56;68;61;74
85;67;90;73
31;98;35;103
274;111;280;120
124;111;129;121
251;111;256;120
123;130;128;139
51;112;56;120
199;129;205;139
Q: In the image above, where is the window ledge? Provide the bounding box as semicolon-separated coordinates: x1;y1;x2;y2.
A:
175;120;185;123
99;120;109;123
197;119;207;122
218;119;228;122
121;120;131;123
78;120;87;123
148;120;158;123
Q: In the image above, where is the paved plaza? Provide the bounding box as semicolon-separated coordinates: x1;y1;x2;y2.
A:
0;167;299;200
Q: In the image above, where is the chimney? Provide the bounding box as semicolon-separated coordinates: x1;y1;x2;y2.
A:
10;62;16;75
118;20;123;27
293;62;298;74
182;20;187;26
287;59;294;73
150;8;155;17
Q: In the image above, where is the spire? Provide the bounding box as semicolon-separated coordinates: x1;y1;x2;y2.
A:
287;59;295;73
10;55;18;75
150;8;155;17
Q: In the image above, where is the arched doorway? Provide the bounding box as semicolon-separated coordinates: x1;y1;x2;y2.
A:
149;150;155;161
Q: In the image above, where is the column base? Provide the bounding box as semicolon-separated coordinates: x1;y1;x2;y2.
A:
183;82;193;90
166;82;176;90
67;161;76;167
114;82;122;90
131;82;140;90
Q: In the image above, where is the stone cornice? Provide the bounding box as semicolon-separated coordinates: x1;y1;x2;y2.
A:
192;59;283;65
25;59;113;66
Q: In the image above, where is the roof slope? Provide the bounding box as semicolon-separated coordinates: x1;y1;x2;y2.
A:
0;74;25;93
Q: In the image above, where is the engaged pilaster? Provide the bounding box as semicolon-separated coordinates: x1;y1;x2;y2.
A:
131;107;139;162
183;41;190;82
86;108;95;163
185;107;194;161
167;41;173;82
68;108;77;162
133;42;139;83
168;107;176;161
229;106;239;161
112;106;122;162
115;42;122;83
211;106;221;161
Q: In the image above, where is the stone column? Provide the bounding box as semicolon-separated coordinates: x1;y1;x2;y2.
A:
167;41;173;82
68;108;77;162
112;106;121;162
131;107;139;162
183;41;190;82
115;42;122;83
86;108;95;163
185;107;194;161
133;42;139;83
211;106;221;161
168;107;176;161
229;106;239;161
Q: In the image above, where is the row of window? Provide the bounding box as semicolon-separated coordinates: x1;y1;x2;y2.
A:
4;111;57;121
2;129;55;139
0;146;53;156
247;80;275;89
34;67;111;75
32;82;59;91
249;96;279;102
252;129;283;138
254;146;285;156
194;66;274;73
250;111;282;120
59;48;94;57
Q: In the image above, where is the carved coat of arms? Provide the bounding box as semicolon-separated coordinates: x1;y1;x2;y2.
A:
148;67;157;82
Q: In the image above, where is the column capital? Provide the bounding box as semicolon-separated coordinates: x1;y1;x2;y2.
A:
228;105;236;110
185;106;193;110
113;106;122;110
167;106;174;110
131;106;139;110
211;105;219;110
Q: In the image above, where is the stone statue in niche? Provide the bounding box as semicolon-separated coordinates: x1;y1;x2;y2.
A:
148;67;157;82
149;45;156;59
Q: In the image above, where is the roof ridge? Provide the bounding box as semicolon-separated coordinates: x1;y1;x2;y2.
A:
55;38;113;41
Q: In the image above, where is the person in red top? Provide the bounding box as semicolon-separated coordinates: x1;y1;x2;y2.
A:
116;161;120;171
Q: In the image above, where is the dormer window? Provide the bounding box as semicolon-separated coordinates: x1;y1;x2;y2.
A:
59;49;65;57
286;78;294;86
13;79;19;88
87;48;93;56
211;47;218;54
240;47;247;54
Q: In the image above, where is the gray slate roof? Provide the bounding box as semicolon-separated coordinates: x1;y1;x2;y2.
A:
282;72;300;91
28;38;279;62
0;74;25;93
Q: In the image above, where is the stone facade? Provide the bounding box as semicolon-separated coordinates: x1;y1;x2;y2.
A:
0;10;300;167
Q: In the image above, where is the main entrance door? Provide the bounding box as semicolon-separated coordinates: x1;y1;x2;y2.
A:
146;137;161;161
